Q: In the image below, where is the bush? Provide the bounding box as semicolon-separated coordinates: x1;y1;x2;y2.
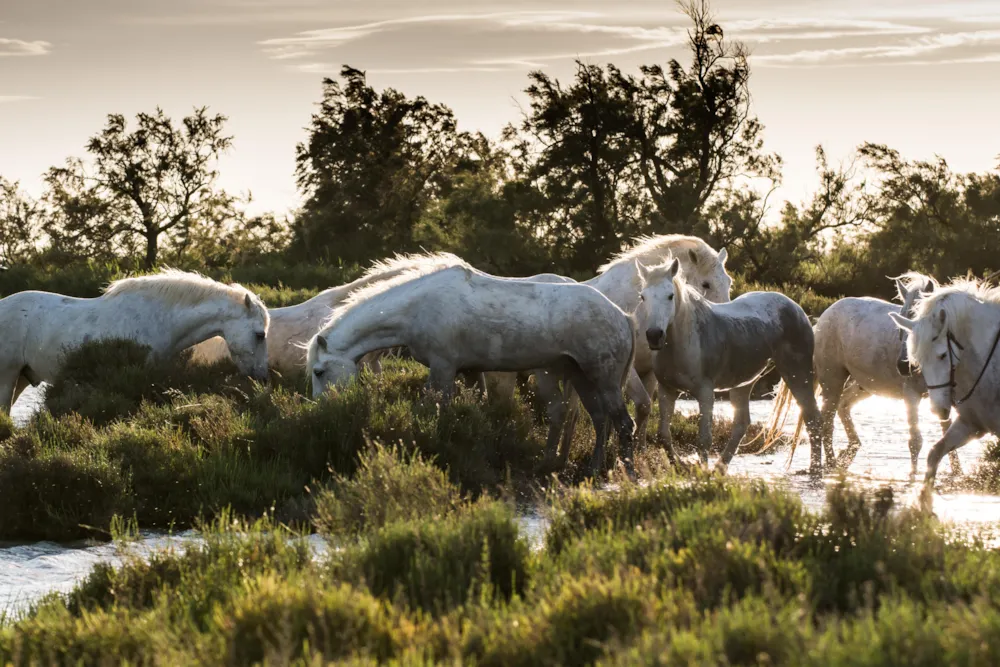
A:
314;442;464;538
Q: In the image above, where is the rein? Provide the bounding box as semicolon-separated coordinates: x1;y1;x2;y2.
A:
926;325;1000;406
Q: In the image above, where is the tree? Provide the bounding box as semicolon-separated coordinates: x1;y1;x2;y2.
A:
510;62;647;272
293;66;470;263
613;0;780;233
48;108;233;268
0;178;42;265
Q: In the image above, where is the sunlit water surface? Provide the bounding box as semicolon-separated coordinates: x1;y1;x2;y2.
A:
3;387;999;617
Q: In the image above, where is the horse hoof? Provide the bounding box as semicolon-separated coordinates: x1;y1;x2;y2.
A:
714;462;729;475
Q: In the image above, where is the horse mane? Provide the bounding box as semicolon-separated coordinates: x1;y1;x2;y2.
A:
598;235;720;274
910;277;1000;360
103;268;262;312
892;270;938;300
663;262;713;319
308;253;429;309
320;252;471;330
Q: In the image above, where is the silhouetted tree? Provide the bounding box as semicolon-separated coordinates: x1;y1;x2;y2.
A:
47;108;233;268
612;0;780;233
510;62;646;271
293;66;469;263
0;178;42;264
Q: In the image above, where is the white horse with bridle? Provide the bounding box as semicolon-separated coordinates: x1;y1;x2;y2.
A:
640;260;826;472
531;235;731;464
770;272;960;475
306;252;637;477
0;269;270;411
892;278;1000;510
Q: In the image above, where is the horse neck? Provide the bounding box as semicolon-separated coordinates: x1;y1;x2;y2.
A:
162;295;245;354
956;301;1000;382
324;289;414;363
667;286;703;345
585;263;641;311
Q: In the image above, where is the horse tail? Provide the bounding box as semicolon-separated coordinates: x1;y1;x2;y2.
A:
760;377;810;455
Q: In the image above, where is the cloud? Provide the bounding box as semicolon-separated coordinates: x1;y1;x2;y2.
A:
0;95;40;103
0;38;51;57
754;28;1000;66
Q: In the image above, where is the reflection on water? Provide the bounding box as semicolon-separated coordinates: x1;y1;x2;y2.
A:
3;393;999;618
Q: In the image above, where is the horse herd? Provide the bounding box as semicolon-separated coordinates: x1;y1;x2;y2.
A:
0;234;996;509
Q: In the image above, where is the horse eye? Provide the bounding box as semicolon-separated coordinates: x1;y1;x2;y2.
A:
938;352;947;360
639;294;645;301
668;294;674;301
313;368;325;378
702;282;710;290
255;332;266;342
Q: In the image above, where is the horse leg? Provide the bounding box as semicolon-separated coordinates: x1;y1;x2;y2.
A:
695;386;715;466
656;379;674;442
834;381;868;470
535;369;567;470
903;390;924;476
780;362;825;474
567;372;609;480
921;415;981;512
942;418;963;476
816;368;848;466
625;369;652;453
717;384;753;473
490;372;518;401
657;386;681;463
426;363;457;403
557;384;581;470
0;368;22;414
608;386;636;478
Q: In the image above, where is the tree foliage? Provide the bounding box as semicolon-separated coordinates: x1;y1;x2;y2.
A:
0;178;42;265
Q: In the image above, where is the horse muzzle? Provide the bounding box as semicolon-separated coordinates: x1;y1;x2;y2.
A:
931;404;951;421
645;328;665;350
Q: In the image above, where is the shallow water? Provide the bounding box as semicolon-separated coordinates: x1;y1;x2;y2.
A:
3;392;999;617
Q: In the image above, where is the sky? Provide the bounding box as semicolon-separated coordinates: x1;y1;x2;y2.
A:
2;0;1000;218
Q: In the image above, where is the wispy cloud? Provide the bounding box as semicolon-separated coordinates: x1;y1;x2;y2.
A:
0;95;40;104
261;8;1000;73
0;38;51;57
754;29;1000;66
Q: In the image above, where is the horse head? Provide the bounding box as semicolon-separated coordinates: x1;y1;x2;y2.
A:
223;291;270;381
635;257;680;350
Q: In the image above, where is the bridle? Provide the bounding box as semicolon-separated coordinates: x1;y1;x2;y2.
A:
925;326;1000;407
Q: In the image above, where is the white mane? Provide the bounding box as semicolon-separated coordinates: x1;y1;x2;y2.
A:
911;278;1000;361
598;235;721;274
893;270;938;301
104;268;262;313
321;252;471;329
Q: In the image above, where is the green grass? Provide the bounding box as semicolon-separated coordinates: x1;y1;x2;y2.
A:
3;456;1000;666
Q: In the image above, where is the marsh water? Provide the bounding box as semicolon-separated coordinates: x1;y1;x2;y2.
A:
3;385;999;617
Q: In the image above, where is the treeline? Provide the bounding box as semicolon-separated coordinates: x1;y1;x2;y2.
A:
1;1;998;301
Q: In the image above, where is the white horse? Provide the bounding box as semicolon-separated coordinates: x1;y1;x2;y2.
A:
641;260;826;472
0;269;270;411
190;256;573;383
534;235;731;464
892;278;1000;510
306;253;637;477
770;272;960;475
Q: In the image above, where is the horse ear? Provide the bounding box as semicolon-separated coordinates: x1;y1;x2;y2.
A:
922;279;935;295
634;259;649;281
717;248;728;266
889;312;915;331
244;293;252;310
316;335;327;352
688;248;699;265
894;278;907;302
669;257;680;278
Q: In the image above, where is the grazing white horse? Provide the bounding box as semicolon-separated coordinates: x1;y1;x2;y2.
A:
892;278;1000;510
536;235;731;463
770;272;960;475
0;269;270;411
190;256;573;383
306;253;637;477
641;261;826;472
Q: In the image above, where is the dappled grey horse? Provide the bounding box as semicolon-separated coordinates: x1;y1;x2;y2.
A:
640;262;827;473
